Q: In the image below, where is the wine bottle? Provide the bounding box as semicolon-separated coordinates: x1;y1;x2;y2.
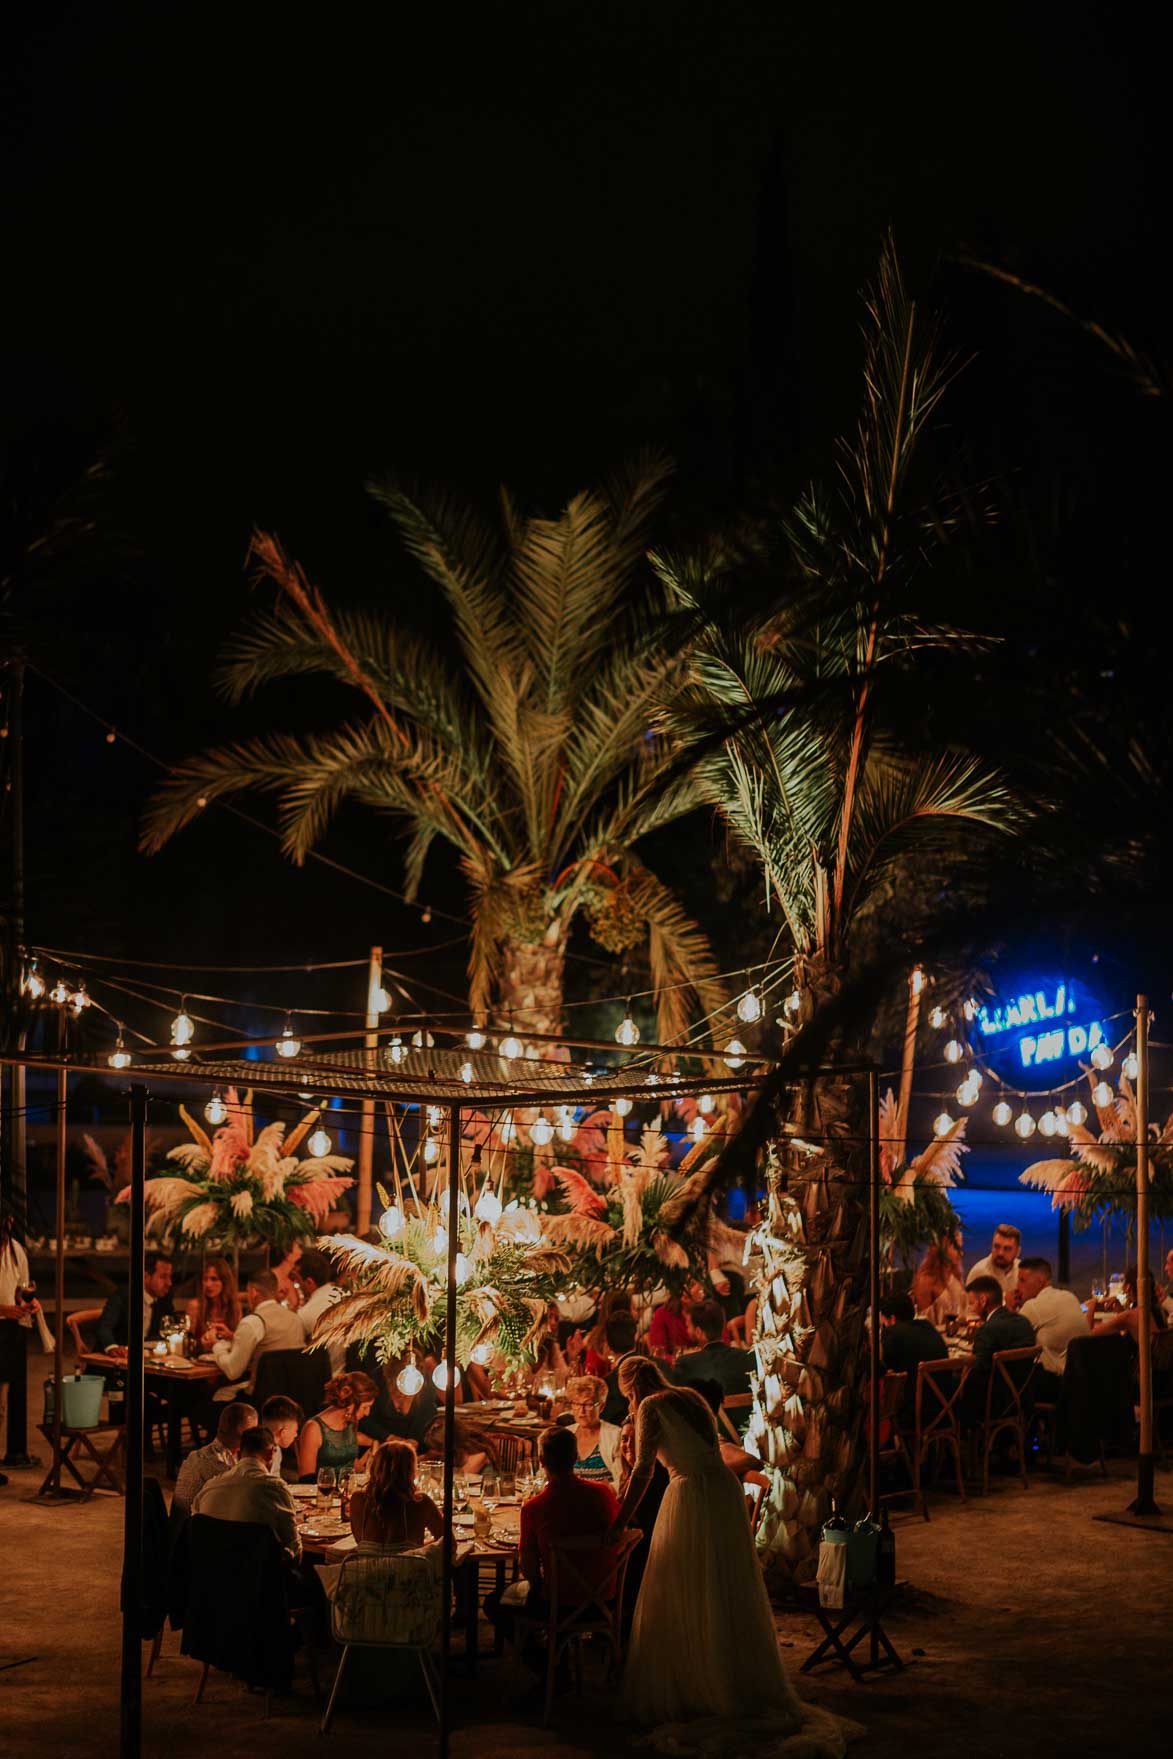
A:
876;1504;896;1587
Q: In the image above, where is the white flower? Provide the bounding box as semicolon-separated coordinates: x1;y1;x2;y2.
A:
180;1202;220;1238
230;1190;254;1219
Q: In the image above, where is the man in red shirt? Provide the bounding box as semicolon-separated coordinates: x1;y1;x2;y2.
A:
647;1287;701;1361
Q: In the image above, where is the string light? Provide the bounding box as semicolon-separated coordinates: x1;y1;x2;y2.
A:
430;1225;448;1256
499;1031;522;1062
396;1357;424;1396
613;1096;633;1118
499;1112;517;1144
307;1126;332;1158
71;983;91;1014
1122;1052;1139;1081
992;1100;1013;1127
644;1071;661;1088
411;1027;435;1049
928;1006;946;1029
943;1040;963;1064
1038;1110;1057;1138
474;1187;502;1225
379;1202;404;1240
615;1003;640;1047
1054;1108;1069;1137
698;1093;715;1115
50;979;70;1006
426;1104;443;1130
387;1035;406;1065
466;1025;487;1051
275;1017;300;1058
1067;1099;1088;1126
171;1045;191;1062
530;1115;554;1147
690;1116;706;1143
432;1360;461;1391
171;1002;194;1046
422;1136;440;1165
23;962;45;1000
1014;1110;1036;1140
723;1038;747;1071
454;1252;471;1287
459;1060;474;1084
470;1340;494;1366
784;989;801;1016
1092;1080;1113;1108
107;1031;132;1070
556;1113;577;1143
956;1077;979;1107
933;1111;954;1137
736;984;762;1025
370;984;391;1013
205;1091;228;1126
963;999;977;1022
911;967;925;996
1090;1043;1113;1071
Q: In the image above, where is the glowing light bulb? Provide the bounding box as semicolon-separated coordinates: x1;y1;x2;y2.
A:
432;1360;461;1392
644;1071;661;1088
370;985;391;1013
459;1060;474;1084
24;965;46;1000
71;984;90;1014
171;1007;194;1046
499;1033;522;1062
736;987;762;1025
1122;1052;1139;1081
557;1117;576;1143
379;1203;404;1240
1054;1108;1069;1137
454;1252;471;1287
613;1096;633;1118
387;1035;406;1065
466;1025;487;1051
529;1116;554;1147
307;1127;332;1158
427;1104;443;1129
928;1006;946;1030
615;1008;640;1047
396;1359;424;1396
690;1116;706;1142
963;999;977;1022
1038;1110;1057;1137
1090;1043;1113;1071
943;1040;963;1065
911;967;925;996
1092;1080;1113;1108
957;1079;978;1107
471;1340;494;1366
411;1027;435;1049
205;1091;228;1126
474;1187;502;1225
171;1045;191;1062
1014;1111;1036;1140
1067;1100;1087;1126
784;989;801;1016
108;1034;132;1070
934;1112;954;1137
50;980;70;1005
723;1038;747;1071
992;1100;1013;1127
422;1136;440;1165
499;1111;517;1144
276;1020;300;1058
698;1093;715;1115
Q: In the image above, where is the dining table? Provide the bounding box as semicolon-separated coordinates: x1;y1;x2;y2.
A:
78;1348;221;1477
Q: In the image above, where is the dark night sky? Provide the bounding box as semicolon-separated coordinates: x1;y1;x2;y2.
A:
2;1;1166;1041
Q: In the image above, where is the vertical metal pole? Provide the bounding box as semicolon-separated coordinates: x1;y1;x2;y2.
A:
439;1104;461;1759
867;1068;881;1514
120;1083;148;1759
892;968;923;1171
3;657;27;1211
1128;999;1158;1514
357;947;382;1236
50;1064;66;1492
1058;1209;1071;1287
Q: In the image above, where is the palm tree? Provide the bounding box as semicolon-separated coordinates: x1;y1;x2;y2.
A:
141;454;724;1040
658;242;1023;1582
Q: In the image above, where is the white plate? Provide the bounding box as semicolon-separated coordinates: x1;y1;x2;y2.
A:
290;1484;318;1498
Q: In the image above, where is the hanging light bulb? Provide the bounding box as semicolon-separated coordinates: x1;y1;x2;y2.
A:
1038;1110;1057;1137
275;1017;300;1058
171;1003;195;1046
956;1078;979;1107
411;1027;435;1049
934;1111;954;1137
23;962;46;1000
723;1038;747;1071
204;1090;228;1126
992;1100;1013;1127
499;1031;522;1062
50;979;70;1006
968;1067;984;1088
613;1096;633;1118
426;1104;443;1129
556;1116;577;1143
529;1115;554;1147
474;1186;502;1225
644;1071;661;1088
459;1060;474;1085
422;1135;440;1165
1014;1110;1036;1140
429;1225;449;1257
387;1035;406;1066
499;1111;517;1144
1090;1043;1113;1071
736;985;763;1025
396;1357;425;1396
171;1045;191;1062
107;1031;132;1070
784;989;801;1016
1054;1107;1069;1137
698;1093;715;1115
690;1115;707;1143
432;1360;461;1392
615;1003;640;1047
963;999;977;1022
1067;1099;1088;1126
1092;1079;1113;1108
1122;1051;1139;1081
307;1126;332;1158
370;984;391;1013
379;1202;404;1240
470;1340;494;1367
466;1024;487;1051
943;1040;963;1064
71;983;91;1014
928;1005;946;1030
454;1251;471;1287
911;967;925;996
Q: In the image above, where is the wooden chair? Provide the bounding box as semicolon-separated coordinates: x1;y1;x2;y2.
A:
37;1420;125;1498
912;1358;970;1520
491;1432;532;1476
183;1516;320;1711
970;1346;1041;1494
718;1392;752;1443
743;1469;770;1538
871;1373;912;1501
320;1548;444;1734
513;1528;642;1725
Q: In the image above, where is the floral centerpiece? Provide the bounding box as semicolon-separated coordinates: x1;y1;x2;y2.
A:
1019;1076;1173;1227
117;1088;354;1251
878;1090;966;1265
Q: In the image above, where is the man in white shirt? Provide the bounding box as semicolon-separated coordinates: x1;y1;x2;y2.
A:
1016;1256;1088;1395
192;1424;301;1561
0;1215;40;1472
295;1249;345;1372
210;1269;305;1398
966;1224;1021;1298
173;1399;257;1511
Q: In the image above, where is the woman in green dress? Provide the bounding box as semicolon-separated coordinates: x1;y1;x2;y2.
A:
297;1370;378;1480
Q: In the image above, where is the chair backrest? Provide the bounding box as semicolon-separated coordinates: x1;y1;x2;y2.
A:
330;1546;445;1649
251;1347;330;1415
718;1392;752;1443
915;1358;970;1439
182;1516;293;1687
68;1308;104;1361
877;1372;908;1424
491;1433;526;1475
547;1528;641;1632
985;1345;1041;1424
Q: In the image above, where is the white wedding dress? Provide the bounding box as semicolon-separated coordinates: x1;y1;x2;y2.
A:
624;1391;861;1759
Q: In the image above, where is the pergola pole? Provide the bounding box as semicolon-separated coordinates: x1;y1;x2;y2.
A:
50;1065;66;1493
439;1103;461;1759
867;1067;881;1514
356;946;382;1236
119;1083;148;1759
1127;997;1158;1515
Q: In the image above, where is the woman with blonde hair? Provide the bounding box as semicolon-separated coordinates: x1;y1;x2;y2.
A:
612;1356;856;1756
297;1370;378;1480
191;1255;241;1347
565;1373;622;1486
349;1438;443;1548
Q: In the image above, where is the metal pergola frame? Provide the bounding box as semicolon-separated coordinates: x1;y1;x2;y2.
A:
1;1038;884;1759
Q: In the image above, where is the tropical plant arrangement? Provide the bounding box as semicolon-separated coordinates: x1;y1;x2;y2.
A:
116;1089;354;1251
1019;1076;1173;1227
310;1194;573;1371
877;1090;966;1266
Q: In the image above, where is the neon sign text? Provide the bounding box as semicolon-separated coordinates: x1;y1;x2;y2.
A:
977;981;1103;1070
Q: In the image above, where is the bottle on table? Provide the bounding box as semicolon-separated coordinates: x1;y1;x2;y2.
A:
876;1505;896;1588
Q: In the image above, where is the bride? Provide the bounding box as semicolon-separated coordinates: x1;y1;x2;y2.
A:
613;1357;860;1759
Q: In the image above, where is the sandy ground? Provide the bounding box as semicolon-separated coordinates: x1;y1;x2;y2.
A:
2;1357;1171;1759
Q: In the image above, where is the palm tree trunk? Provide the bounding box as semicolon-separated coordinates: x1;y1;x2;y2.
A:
747;964;869;1588
495;918;567;1038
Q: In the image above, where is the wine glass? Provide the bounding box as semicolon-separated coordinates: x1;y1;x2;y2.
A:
498;1470;515;1502
481;1463;498;1513
316;1466;337;1513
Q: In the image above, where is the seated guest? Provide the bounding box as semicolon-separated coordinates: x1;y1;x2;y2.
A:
965;1224;1021;1299
350;1438;443;1547
878;1293;948;1422
584;1291;634;1377
297;1371;378;1480
647;1290;694;1361
421;1413;498;1475
564;1374;622;1486
1087;1265;1169;1343
173;1399;257;1512
271;1243;304;1310
601;1315;649;1425
960;1275;1035;1422
208;1270;305;1396
260;1394;303;1478
189;1255;241;1351
1015;1257;1087;1396
674;1298;754;1415
96;1252;176;1350
295;1248;345;1370
531;1302;571;1381
192;1424;300;1561
360;1354;439;1447
725;1293;758;1347
693;1378;758;1482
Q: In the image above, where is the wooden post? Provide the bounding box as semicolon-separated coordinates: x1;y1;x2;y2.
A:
120;1083;148;1759
357;947;382;1236
867;1067;881;1514
50;1065;66;1493
439;1104;461;1759
1127;997;1159;1514
892;967;924;1170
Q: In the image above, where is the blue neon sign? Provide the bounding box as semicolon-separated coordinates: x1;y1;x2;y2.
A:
977;981;1104;1071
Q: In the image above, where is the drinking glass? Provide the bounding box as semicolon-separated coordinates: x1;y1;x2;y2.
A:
454;1470;468;1510
499;1470;515;1501
316;1466;337;1512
